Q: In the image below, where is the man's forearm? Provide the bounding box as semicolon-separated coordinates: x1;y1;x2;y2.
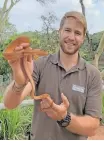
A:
3;81;32;109
66;113;100;136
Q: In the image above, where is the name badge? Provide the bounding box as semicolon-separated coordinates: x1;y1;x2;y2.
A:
72;84;85;93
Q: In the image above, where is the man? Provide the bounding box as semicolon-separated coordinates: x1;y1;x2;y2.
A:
4;11;102;140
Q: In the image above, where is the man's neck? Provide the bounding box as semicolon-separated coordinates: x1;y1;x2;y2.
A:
59;49;79;71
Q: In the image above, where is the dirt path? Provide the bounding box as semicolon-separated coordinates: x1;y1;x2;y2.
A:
88;126;104;140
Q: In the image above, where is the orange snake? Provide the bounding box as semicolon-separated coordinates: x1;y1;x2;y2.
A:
3;36;51;100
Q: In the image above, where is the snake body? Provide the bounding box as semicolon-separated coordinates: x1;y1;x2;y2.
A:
3;36;50;100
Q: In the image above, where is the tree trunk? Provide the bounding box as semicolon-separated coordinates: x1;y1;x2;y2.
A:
92;33;104;78
92;54;99;68
79;0;104;79
0;0;20;43
92;33;104;68
79;0;90;43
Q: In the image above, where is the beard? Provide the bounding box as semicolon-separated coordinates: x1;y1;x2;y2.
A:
60;41;80;55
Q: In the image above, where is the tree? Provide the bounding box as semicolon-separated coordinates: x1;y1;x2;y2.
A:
79;0;93;57
79;0;90;43
41;12;57;40
40;12;59;53
0;0;57;80
93;33;104;79
79;0;104;79
0;0;56;43
0;0;20;44
0;0;20;80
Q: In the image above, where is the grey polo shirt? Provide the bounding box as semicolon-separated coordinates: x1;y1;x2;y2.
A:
31;52;102;140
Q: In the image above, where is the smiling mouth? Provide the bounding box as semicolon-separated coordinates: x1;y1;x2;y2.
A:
65;41;75;46
66;43;74;45
65;43;75;47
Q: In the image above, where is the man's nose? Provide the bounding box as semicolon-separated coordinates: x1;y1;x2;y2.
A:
67;32;75;40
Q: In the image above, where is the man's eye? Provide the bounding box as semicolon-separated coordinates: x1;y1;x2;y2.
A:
65;29;71;32
75;32;81;35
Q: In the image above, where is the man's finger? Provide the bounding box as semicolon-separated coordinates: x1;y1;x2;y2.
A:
21;43;30;48
40;107;50;112
27;55;32;62
61;93;69;108
40;97;54;111
44;96;53;106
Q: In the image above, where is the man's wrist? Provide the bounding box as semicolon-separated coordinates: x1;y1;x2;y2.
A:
57;112;71;127
12;81;27;93
14;81;26;89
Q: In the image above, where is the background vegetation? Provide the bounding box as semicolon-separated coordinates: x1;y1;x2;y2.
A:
0;0;104;139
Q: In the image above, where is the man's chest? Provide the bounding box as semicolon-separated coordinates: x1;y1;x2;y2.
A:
36;65;88;114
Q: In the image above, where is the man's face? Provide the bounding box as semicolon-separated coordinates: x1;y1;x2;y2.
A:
59;17;85;55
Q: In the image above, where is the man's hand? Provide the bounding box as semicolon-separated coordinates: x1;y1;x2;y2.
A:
40;93;69;120
8;43;33;85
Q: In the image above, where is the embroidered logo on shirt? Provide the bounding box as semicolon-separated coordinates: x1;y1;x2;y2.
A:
72;84;85;93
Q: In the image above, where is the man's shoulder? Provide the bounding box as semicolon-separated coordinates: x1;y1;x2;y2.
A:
84;60;101;77
34;53;56;64
82;59;102;90
33;53;56;70
35;54;51;63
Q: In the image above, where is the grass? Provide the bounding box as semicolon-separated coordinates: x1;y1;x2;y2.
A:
0;91;103;139
0;105;33;140
0;92;33;139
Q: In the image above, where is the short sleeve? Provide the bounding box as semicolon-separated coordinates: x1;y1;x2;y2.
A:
85;68;102;119
32;60;40;85
32;55;50;85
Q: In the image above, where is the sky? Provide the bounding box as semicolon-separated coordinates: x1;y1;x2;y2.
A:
0;0;104;34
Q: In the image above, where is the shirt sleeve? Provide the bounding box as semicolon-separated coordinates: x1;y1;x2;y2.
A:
85;68;102;120
32;60;40;85
32;55;49;85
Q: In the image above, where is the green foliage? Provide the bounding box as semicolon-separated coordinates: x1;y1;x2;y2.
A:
91;31;104;51
0;95;3;102
21;30;59;53
0;30;104;78
80;31;104;62
0;33;18;79
80;45;91;61
0;106;33;140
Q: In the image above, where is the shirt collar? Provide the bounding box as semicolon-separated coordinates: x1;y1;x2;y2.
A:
50;51;86;70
